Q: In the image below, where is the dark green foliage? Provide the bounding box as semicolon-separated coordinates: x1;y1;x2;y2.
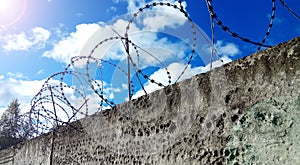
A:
0;136;21;149
0;99;33;150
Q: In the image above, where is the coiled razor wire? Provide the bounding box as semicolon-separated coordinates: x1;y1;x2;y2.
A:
279;0;300;20
24;0;299;137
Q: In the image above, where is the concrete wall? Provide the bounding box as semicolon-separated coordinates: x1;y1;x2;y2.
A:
0;37;299;164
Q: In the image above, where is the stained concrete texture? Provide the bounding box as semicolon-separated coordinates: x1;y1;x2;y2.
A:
226;96;300;165
0;37;299;165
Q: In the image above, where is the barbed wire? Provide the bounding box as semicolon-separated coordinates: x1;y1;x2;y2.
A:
279;0;300;20
23;0;299;137
206;0;273;48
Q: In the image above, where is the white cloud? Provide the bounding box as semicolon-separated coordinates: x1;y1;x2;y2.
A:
0;78;67;106
44;1;190;65
192;56;232;74
102;31;190;68
107;6;117;13
103;0;190;65
0;107;5;117
122;83;127;89
267;14;283;25
131;62;189;99
0;78;51;114
142;12;186;31
43;23;101;63
6;72;28;79
47;19;141;66
76;13;84;17
37;70;44;75
122;0;188;31
0;77;79;122
125;0;187;14
2;27;51;51
51;23;68;39
214;40;241;57
0;75;4;80
99;82;123;100
70;93;100;117
125;0;145;13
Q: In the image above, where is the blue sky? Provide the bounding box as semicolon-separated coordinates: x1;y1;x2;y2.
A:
0;0;299;117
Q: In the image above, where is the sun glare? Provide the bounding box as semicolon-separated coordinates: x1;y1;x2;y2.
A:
0;0;26;29
0;0;11;11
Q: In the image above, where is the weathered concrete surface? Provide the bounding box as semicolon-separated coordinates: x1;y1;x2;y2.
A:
0;148;14;165
226;96;300;164
0;37;299;165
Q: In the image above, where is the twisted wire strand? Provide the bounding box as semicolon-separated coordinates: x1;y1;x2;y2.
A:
279;0;300;20
208;3;216;70
258;0;276;51
123;2;198;84
205;0;272;47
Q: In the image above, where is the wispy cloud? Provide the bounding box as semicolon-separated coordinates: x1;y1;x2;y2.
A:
6;72;28;79
76;12;84;17
267;14;283;25
112;0;120;3
1;27;51;51
37;70;44;75
107;6;117;13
